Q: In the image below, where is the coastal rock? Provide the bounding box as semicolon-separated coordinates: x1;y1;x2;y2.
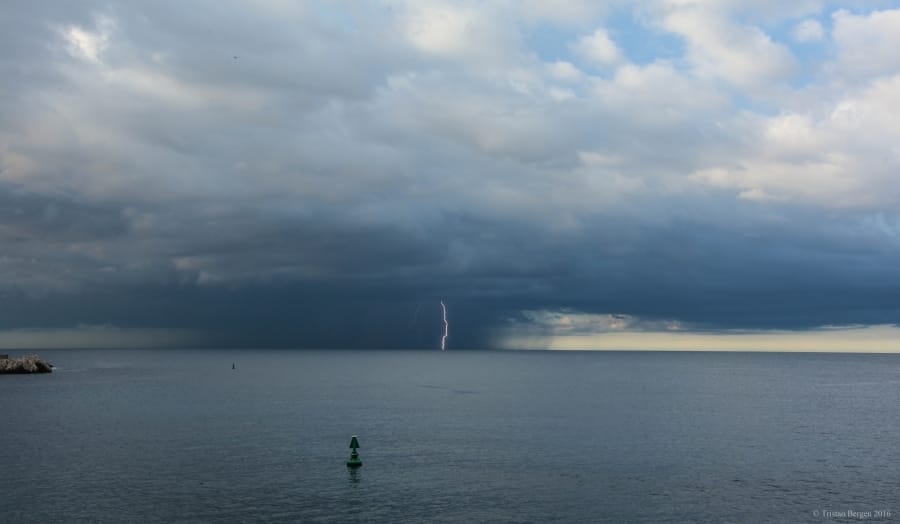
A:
0;355;54;374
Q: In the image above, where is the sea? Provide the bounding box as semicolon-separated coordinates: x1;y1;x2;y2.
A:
1;349;898;523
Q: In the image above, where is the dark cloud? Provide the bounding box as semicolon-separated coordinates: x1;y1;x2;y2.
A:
4;190;900;348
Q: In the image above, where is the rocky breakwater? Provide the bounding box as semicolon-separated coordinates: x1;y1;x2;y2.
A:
0;355;54;374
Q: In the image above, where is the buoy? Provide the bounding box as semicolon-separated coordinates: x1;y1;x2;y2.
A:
347;435;362;468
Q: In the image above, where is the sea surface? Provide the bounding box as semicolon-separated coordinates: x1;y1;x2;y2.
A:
2;349;899;523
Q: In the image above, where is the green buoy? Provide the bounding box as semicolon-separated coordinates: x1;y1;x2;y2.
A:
347;435;362;468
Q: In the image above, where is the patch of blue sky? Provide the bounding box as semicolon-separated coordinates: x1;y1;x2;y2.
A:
523;6;685;72
766;14;831;89
604;8;684;67
831;1;900;16
522;23;577;64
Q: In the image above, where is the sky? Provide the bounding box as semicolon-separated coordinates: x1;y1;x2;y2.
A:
2;0;900;351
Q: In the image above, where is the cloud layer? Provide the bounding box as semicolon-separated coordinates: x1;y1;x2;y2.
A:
2;1;900;348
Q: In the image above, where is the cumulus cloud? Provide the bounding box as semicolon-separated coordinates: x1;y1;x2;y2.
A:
831;8;900;80
691;74;900;207
658;2;797;91
572;28;623;68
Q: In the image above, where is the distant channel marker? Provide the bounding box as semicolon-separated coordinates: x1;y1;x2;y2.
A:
347;435;362;468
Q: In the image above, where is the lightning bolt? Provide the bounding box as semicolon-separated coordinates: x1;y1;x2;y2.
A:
440;301;449;351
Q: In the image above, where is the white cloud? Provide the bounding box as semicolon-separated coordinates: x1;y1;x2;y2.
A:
832;8;900;79
402;3;477;55
591;61;728;127
691;74;900;207
793;18;825;42
547;60;584;83
398;2;517;64
659;3;796;90
61;15;115;63
572;27;623;67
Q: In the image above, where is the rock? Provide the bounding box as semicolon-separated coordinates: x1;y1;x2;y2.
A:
0;355;54;374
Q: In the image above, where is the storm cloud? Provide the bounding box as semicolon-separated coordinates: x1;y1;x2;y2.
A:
3;1;900;349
